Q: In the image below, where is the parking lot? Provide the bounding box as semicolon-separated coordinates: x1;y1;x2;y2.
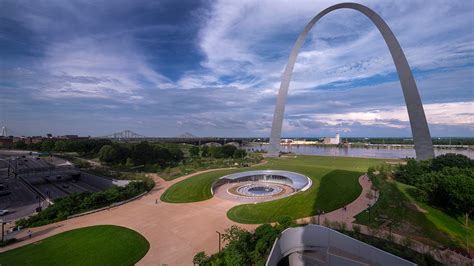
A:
0;151;113;221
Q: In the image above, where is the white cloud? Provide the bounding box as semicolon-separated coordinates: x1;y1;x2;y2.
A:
287;102;474;130
37;37;173;101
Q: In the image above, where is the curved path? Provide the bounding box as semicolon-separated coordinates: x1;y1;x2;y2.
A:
0;166;374;265
297;174;377;225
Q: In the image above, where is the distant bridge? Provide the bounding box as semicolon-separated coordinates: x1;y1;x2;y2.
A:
96;130;265;146
98;130;147;140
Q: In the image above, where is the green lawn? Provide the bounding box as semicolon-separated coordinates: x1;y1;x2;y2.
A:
0;225;149;266
397;182;473;250
354;174;473;251
162;155;386;223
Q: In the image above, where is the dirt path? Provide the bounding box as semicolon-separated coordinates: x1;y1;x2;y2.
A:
1;162;377;266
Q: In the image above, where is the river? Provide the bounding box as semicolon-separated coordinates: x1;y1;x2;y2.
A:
244;144;474;159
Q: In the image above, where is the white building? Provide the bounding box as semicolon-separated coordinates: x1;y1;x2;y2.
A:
323;133;340;145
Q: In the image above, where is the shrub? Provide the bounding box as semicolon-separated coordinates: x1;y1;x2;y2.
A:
401;236;413;248
0;238;17;247
16;177;154;228
323;218;331;227
276;216;296;232
352;224;361;234
193;251;208;265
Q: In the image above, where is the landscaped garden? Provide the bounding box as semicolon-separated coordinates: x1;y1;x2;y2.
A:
355;154;473;255
162;155;387;223
0;225;149;266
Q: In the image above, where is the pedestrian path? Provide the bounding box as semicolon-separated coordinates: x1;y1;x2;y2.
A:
297;174;377;225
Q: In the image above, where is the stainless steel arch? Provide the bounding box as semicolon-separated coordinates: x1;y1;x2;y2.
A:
268;3;434;160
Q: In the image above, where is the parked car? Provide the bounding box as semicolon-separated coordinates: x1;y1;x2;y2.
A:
0;209;9;216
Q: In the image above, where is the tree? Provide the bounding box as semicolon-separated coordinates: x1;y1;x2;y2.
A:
233;149;247;159
14;140;27;150
201;145;209;157
276;215;297;232
430;153;473;171
193;251;208;265
189;145;200;157
435;173;474;226
221;225;253;266
54;140;68;153
251;224;279;262
41;140;55;152
395;159;430;185
221;145;237;158
98;145;118;163
167;145;184;163
131;141;154;165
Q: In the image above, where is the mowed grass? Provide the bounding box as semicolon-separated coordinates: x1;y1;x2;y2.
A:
397;182;473;250
162;155;386;223
227;169;362;223
355;175;473;251
0;225;150;266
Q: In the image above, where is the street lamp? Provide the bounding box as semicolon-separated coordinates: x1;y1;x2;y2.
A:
366;203;372;222
216;231;222;252
0;220;6;242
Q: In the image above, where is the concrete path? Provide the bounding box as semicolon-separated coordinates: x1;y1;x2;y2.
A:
0;166;375;265
297;174;377;225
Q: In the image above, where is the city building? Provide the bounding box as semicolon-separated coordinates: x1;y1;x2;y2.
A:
323;133;340;145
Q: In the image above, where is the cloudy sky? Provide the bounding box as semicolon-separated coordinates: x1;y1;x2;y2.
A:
1;0;473;137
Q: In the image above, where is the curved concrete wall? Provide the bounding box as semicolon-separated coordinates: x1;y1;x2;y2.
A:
266;225;416;265
211;170;312;195
268;3;434;160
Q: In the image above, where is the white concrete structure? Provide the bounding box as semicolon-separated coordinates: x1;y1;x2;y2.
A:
266;225;416;266
212;170;312;195
268;3;434;160
323;133;340;145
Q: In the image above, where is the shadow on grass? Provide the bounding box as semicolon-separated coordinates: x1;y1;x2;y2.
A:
311;169;363;214
227;170;363;224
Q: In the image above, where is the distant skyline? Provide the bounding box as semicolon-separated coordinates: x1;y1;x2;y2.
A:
1;0;473;137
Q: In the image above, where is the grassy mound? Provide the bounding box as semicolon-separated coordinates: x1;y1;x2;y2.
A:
162;155;385;223
227;169;363;223
0;225;149;266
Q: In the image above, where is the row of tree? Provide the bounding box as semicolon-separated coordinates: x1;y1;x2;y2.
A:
13;139;113;155
194;217;295;265
395;153;473;226
98;141;184;167
17;178;154;228
189;144;247;159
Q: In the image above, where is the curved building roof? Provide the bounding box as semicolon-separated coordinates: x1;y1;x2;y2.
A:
218;170;312;191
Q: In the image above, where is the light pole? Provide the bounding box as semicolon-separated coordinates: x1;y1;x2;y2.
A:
1;220;6;242
216;231;222;252
366;203;372;222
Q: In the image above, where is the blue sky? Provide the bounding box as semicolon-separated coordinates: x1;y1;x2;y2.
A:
1;0;473;137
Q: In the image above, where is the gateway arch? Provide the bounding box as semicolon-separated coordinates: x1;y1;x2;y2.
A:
268;2;434;160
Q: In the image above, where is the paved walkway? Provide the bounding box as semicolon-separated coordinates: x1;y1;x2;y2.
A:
0;166;375;265
297;174;377;225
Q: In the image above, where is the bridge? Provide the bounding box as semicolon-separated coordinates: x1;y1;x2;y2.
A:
98;130;147;140
0;126;23;137
96;130;264;146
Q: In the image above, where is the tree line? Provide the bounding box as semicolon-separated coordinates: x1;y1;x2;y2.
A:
17;178;154;228
98;141;184;168
189;144;247;159
13;139;113;155
395;153;473;226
